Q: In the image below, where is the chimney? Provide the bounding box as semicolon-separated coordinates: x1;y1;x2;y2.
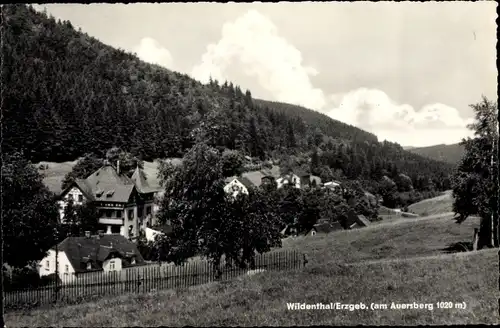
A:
117;160;120;175
85;231;91;238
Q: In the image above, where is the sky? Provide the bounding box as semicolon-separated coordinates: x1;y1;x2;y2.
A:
34;2;497;147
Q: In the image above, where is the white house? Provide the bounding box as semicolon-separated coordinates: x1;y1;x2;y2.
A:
276;173;301;189
38;232;145;283
223;177;253;198
57;161;162;240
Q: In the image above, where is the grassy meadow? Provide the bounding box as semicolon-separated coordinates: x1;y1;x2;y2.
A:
6;191;498;326
408;190;454;216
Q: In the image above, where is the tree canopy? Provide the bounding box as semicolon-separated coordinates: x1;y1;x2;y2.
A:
452;96;498;248
2;152;60;267
2;4;454;201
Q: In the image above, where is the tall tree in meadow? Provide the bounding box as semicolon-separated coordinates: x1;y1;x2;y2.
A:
452;96;498;249
154;143;281;275
2;152;60;267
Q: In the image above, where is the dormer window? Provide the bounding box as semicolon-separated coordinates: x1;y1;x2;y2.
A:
78;195;83;202
68;194;73;200
95;189;104;198
106;190;115;198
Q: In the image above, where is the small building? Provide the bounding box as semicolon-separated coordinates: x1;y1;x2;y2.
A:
346;211;371;229
306;221;344;236
38;232;145;282
144;223;173;242
276;173;301;189
280;224;298;237
323;181;343;193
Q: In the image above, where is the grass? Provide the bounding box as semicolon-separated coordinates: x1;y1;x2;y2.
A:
7;203;495;326
7;250;497;326
408;190;454;216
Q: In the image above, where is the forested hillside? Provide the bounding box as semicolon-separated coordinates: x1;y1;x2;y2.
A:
2;4;454;194
406;143;465;165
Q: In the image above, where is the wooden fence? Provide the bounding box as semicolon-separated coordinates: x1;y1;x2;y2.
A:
4;249;306;312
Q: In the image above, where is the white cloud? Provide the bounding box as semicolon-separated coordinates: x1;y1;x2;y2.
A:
134;37;173;68
191;9;473;147
326;88;474;146
191;9;326;110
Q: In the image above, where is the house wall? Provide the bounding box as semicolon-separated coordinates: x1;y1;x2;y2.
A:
38;250;75;282
223;179;249;198
145;227;164;242
277;174;301;189
58;187;85;222
102;258;123;272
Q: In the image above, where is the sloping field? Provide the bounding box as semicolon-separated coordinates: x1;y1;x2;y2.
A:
7;249;496;326
281;212;480;266
408;190;454;216
7;209;492;326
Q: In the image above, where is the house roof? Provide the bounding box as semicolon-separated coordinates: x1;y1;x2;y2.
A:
224;176;254;190
241;171;265;187
131;166;161;194
294;169;310;178
310;175;322;185
312;222;332;233
53;234;145;273
61;163;161;203
356;214;371;227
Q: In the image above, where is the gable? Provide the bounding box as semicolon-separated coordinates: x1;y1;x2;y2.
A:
59;182;90;201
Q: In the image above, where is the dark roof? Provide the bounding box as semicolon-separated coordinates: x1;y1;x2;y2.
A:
241;171;264;187
61;163;162;203
131;166;161;194
224;176;254;190
308;221;344;234
238;176;255;189
54;234;145;273
294;169;310;178
310;175;322;185
313;222;332;233
356;214;371;227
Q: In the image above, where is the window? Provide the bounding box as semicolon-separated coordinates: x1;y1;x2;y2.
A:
78;195;83;202
99;209;106;217
116;210;122;218
138;207;143;218
46;260;50;270
109;260;115;271
146;206;151;216
67;194;73;200
131;258;136;265
128;210;134;219
87;262;92;270
65;265;69;272
106;210;113;217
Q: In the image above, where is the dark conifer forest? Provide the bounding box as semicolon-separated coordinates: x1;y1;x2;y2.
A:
2;4;454;196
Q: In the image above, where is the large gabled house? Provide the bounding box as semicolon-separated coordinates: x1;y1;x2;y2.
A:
38;232;145;282
57;161;162;239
